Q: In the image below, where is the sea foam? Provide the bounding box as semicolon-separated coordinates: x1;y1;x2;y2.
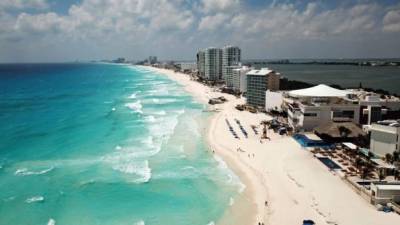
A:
213;155;246;193
125;100;143;114
134;220;145;225
112;160;151;183
47;218;56;225
128;91;141;99
26;196;44;203
152;110;166;115
15;167;54;176
144;115;156;123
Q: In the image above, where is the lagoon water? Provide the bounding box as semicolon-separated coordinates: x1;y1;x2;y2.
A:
0;63;242;225
264;64;400;94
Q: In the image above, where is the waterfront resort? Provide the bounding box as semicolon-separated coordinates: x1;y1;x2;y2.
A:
142;45;400;223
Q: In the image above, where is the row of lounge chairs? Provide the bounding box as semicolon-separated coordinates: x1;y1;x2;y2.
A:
234;118;248;138
225;119;239;139
312;146;378;179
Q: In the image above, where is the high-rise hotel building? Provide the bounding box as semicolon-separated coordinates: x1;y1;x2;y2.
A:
196;50;205;78
204;47;222;81
222;46;241;87
197;45;241;82
246;68;281;108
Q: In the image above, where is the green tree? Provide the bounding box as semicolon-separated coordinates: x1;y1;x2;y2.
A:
378;169;386;181
385;153;393;164
339;126;351;138
393;151;400;162
354;157;364;171
394;170;400;181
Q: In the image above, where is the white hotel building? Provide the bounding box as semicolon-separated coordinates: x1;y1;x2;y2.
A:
246;68;281;108
197;46;241;82
204;47;222;81
369;120;400;157
284;84;360;131
222;46;241;86
232;66;251;93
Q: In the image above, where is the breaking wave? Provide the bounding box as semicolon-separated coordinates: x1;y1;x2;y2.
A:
128;91;141;99
26;196;44;203
125;100;143;114
47;218;56;225
15;167;54;176
112;160;152;183
134;220;145;225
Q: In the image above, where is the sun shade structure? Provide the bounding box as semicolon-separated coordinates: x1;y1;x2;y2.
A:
342;142;358;150
288;84;351;97
314;122;366;141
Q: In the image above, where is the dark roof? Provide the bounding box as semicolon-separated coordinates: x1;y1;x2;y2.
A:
314;122;366;138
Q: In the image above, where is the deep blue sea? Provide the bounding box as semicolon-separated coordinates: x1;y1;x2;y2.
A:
0;63;243;225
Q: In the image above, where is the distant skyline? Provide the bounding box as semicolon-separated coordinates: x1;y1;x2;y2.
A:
0;0;400;62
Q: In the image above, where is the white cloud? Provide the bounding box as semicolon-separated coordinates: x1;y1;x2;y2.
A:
383;10;400;32
198;13;228;31
0;0;400;61
0;0;48;10
15;12;62;33
212;3;381;40
200;0;240;13
9;0;194;41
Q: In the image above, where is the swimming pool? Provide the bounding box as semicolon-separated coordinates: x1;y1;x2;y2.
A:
318;157;342;170
293;134;333;148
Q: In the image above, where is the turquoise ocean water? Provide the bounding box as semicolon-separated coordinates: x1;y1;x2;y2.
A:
0;63;243;225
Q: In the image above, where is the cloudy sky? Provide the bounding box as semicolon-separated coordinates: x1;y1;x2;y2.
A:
0;0;400;62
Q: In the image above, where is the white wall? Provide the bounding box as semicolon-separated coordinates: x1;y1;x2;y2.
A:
265;91;283;112
370;124;400;157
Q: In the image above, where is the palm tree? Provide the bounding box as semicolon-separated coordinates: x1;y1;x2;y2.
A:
385;153;393;164
339;126;351;138
260;120;270;139
360;161;375;179
378;169;386;181
354;157;363;172
394;170;400;181
360;166;369;179
367;151;374;161
393;151;400;162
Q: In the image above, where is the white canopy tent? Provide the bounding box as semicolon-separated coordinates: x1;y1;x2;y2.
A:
343;142;358;150
288;84;351;98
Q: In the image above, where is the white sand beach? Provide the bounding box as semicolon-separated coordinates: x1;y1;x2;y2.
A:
142;66;400;225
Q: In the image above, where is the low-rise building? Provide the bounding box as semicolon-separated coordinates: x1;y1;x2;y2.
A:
369;120;400;157
246;68;281;108
371;183;400;205
284;84;360;131
148;56;157;64
178;62;197;73
350;90;400;125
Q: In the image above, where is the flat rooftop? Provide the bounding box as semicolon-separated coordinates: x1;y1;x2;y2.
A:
375;184;400;191
247;68;273;76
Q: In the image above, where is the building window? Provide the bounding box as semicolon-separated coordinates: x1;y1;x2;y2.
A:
304;113;317;117
333;110;354;119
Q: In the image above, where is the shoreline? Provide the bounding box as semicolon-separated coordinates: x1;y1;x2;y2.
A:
138;65;264;224
139;65;400;225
